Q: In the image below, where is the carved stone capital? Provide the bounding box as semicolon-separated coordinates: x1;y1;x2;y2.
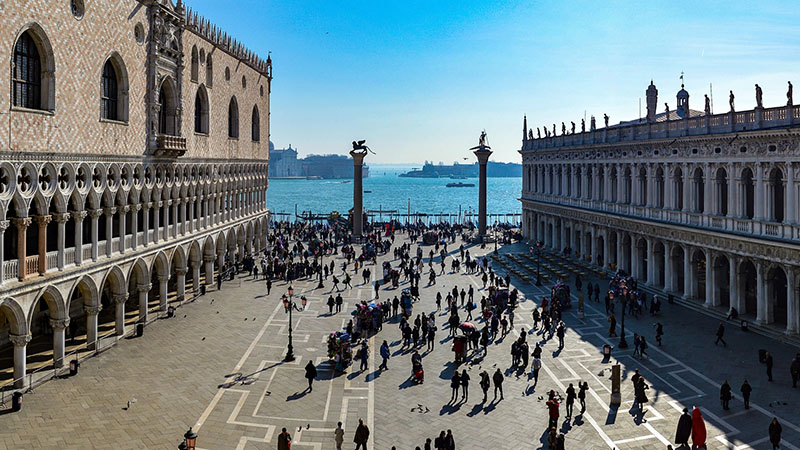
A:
157;275;170;282
203;255;215;263
53;212;71;224
138;283;153;293
11;217;32;230
132;204;142;212
84;305;102;315
71;210;88;221
119;205;130;213
144;202;153;210
175;268;188;276
89;209;104;219
113;293;128;304
50;318;70;330
0;220;9;233
104;207;117;216
9;334;32;347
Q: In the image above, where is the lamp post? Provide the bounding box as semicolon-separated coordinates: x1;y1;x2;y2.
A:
282;286;306;362
316;252;324;289
178;427;197;450
535;240;543;286
493;223;498;254
617;290;628;348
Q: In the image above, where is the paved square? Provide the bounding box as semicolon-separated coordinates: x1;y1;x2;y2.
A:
1;234;799;449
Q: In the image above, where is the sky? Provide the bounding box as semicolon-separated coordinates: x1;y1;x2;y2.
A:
188;0;800;164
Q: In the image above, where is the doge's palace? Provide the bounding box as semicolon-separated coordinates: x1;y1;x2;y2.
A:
521;81;800;339
0;0;271;388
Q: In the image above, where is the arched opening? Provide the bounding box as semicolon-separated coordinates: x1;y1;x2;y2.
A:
741;168;755;219
638;167;647;205
575;167;582;198
596;235;605;266
251;105;260;142
194;85;209;134
597;166;605;202
623;167;632;204
739;260;757;316
12;27;55;111
655;167;665;208
190;45;199;82
0;301;25;385
556;167;563;196
715;168;728;216
158;79;177;136
636;238;647;280
609;232;618;269
610;167;618;202
769;168;785;223
621;234;631;274
566;166;572;197
653;241;665;287
767;266;788;326
674;168;684;210
670;245;685;294
100;55;129;122
228;97;239;139
127;262;148;327
206;54;213;88
712;255;730;310
27;291;62;374
586;166;593;199
693;167;704;213
691;249;706;301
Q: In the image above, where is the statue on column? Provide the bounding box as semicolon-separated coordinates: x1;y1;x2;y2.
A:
704;94;711;115
664;102;670;120
755;84;763;109
603;114;609;128
581;118;585;133
570;121;575;134
729;90;735;112
788;81;793;106
478;130;487;147
590;116;596;131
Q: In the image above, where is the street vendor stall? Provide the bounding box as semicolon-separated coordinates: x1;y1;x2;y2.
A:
551;281;572;309
327;331;352;372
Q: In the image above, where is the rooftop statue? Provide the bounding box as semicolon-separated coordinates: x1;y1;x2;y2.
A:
788;81;793;106
537;128;541;139
561;122;566;136
590;116;596;131
755;84;763;109
581;118;585;133
704;95;711;115
604;114;609;127
528;129;533;140
571;121;575;134
664;102;670;120
552;124;556;136
729;90;735;112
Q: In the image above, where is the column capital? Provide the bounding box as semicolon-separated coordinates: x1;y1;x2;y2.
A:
157;275;170;282
9;333;32;347
203;255;215;263
104;207;117;216
143;202;153;210
53;212;71;224
88;209;104;219
71;210;88;221
50;317;70;330
132;203;142;212
155;201;163;208
113;293;128;304
11;217;32;229
165;199;173;206
84;305;102;315
176;268;188;276
119;205;130;213
0;220;9;232
138;283;152;293
34;214;52;227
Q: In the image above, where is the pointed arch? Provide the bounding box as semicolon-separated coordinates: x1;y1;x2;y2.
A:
11;23;55;111
101;52;129;122
158;77;178;136
0;297;28;336
194;84;209;134
30;285;67;327
190;45;199;82
251;105;260;142
228;96;239;138
152;251;170;278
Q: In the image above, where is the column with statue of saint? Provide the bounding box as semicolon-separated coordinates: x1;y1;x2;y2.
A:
470;131;492;239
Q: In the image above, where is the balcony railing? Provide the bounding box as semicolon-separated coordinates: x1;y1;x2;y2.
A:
3;259;18;281
46;251;58;271
65;247;76;266
25;255;38;275
155;134;187;157
82;243;92;261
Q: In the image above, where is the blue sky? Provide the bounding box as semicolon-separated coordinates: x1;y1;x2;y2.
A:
188;0;800;163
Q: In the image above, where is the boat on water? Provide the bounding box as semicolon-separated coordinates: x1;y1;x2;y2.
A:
364;190;372;193
446;182;475;188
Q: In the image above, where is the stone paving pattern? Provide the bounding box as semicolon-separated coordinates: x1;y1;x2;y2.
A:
1;234;800;449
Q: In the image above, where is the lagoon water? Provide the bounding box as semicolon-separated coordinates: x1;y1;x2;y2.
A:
267;165;522;222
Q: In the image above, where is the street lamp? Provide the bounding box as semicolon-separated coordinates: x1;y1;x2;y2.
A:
534;240;543;286
283;286;306;362
493;224;498;254
178;427;197;450
617;290;628;348
316;252;324;289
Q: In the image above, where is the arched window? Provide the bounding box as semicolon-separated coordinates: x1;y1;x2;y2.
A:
228;97;239;138
194;85;209;134
251;105;260;141
158;79;176;135
12;32;42;109
190;45;199;82
206;55;213;87
101;60;118;120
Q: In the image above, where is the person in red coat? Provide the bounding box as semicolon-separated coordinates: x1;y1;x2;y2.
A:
691;407;707;449
546;390;560;430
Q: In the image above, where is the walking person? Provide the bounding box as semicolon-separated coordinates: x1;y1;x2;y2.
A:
327;295;335;314
546;393;560;429
608;314;617;337
741;379;752;409
493;368;504;400
715;322;727;347
304;360;317;392
655;322;663;346
450;371;461;403
353;418;370;450
578;381;588;413
556;322;565;349
565;383;576;418
479;370;490;403
277;427;292;450
766;351;774;381
720;380;732;410
639;336;650;360
769;417;782;450
266;279;272;295
379;340;390;370
674;408;692;447
791;353;800;388
358;343;369;372
460;369;470;401
334;422;345;450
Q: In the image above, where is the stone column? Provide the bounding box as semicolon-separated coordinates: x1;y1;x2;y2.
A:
118;206;129;254
176;268;187;302
138;283;152;324
53;213;69;270
683;245;692;298
71;211;86;265
755;164;765;220
787;163;796;224
153;201;161;244
664;242;673;292
615;231;623;271
350;150;367;239
84;305;101;350
131;204;141;250
158;275;169;311
89;209;102;261
786;267;798;334
113;294;127;336
473;147;492;238
705;251;714;307
50;318;69;368
34;215;51;275
171;200;179;238
142;202;151;246
163;200;171;241
729;256;741;314
192;262;201;295
756;261;766;323
179;199;187;235
646;238;654;285
12;217;31;280
204;256;215;285
103;207;115;258
682;163;691;212
10;333;31;388
727;163;737;218
0;220;8;284
603;230;611;270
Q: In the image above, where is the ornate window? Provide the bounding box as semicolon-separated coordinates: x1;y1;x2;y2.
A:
206;55;213;87
101;60;118;120
12;32;42;109
251;105;260;141
190;45;199;82
228;97;239;138
194;85;209;134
